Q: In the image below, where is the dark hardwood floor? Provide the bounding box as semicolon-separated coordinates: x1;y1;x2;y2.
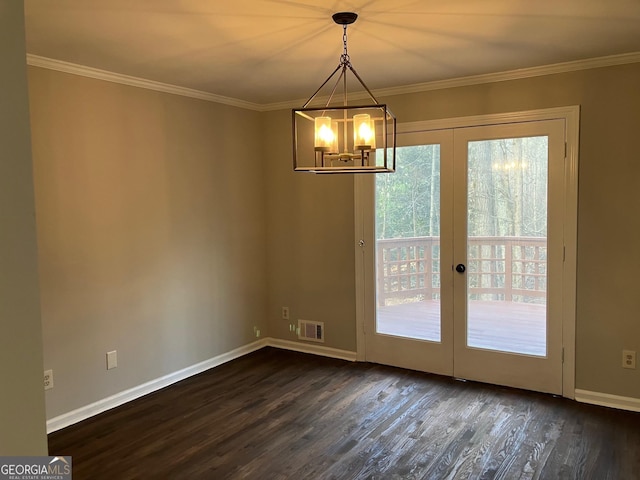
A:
49;347;640;479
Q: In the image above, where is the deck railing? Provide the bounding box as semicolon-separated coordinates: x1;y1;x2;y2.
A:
376;236;547;306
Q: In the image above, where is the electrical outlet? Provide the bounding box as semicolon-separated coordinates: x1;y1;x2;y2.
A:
282;306;290;320
622;350;636;369
44;369;53;390
106;350;118;370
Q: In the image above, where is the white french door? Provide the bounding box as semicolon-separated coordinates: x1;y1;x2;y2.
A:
452;120;565;393
360;129;455;376
356;110;577;396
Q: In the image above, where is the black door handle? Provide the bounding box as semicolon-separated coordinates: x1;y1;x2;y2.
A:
456;264;466;273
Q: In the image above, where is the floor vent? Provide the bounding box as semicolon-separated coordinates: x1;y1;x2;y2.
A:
298;320;324;343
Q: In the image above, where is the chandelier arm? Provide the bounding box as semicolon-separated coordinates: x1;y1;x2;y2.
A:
324;65;347;108
343;62;348;106
302;64;343;108
347;64;380;104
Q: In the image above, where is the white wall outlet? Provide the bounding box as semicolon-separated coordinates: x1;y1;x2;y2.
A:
106;350;118;370
622;350;636;369
44;369;53;390
282;306;290;320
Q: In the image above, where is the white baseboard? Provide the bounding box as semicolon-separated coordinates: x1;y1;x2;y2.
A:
266;338;357;362
46;337;357;433
49;341;637;434
575;389;640;413
46;339;268;433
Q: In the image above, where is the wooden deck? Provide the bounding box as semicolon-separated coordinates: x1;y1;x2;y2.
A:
377;300;546;356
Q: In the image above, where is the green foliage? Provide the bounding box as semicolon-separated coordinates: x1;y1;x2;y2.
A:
467;136;548;238
376;137;548;240
376;145;440;239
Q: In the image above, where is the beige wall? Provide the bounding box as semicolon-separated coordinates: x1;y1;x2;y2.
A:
0;0;48;454
28;68;268;418
264;109;358;351
266;63;640;399
22;53;640;430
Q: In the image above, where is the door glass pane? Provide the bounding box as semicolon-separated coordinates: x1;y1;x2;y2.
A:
375;145;441;342
466;136;548;356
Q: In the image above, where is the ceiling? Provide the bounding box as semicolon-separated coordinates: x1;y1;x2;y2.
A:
24;0;640;106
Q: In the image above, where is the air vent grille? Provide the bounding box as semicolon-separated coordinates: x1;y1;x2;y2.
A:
298;320;324;343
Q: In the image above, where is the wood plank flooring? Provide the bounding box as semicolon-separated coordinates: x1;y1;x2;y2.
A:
48;347;640;479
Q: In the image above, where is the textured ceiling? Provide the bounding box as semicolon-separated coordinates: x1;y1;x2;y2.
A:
24;0;640;105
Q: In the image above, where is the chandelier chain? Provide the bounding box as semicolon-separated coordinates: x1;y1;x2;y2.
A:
340;24;350;66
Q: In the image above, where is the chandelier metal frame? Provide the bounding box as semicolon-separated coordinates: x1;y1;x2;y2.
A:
292;12;396;174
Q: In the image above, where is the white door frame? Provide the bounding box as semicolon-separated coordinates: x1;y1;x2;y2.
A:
354;106;579;398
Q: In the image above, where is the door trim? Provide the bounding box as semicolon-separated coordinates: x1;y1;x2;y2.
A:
354;106;579;399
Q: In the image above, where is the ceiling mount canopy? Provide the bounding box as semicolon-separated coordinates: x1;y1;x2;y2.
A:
292;12;396;174
332;12;358;25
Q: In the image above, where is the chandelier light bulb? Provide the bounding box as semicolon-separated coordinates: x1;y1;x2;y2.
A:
354;114;375;149
314;117;338;152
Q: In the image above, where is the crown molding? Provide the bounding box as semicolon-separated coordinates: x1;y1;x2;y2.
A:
26;54;264;111
262;51;640;111
371;51;640;99
28;52;640;112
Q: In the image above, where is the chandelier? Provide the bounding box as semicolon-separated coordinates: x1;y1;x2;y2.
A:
292;12;396;174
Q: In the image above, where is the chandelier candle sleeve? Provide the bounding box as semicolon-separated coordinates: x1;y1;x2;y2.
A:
314;117;338;152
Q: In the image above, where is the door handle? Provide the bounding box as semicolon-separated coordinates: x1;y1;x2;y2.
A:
455;264;466;273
